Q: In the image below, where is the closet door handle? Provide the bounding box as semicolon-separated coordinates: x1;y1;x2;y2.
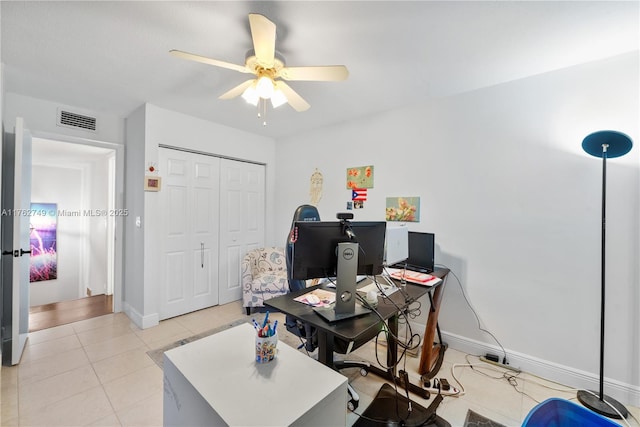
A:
201;243;204;268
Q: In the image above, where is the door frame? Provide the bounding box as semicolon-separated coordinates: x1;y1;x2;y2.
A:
29;130;125;313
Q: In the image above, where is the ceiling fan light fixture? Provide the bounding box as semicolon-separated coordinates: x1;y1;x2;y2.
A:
173;14;347;115
256;75;275;99
241;84;259;106
270;88;288;108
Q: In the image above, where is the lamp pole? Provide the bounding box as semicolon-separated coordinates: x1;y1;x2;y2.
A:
576;130;631;419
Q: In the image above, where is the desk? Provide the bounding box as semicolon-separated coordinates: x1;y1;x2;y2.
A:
163;323;348;426
265;268;449;399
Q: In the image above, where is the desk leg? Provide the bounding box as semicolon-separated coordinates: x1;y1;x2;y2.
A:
387;314;398;367
418;281;447;379
317;330;335;367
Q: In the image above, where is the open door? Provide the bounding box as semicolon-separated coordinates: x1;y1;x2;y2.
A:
1;117;32;365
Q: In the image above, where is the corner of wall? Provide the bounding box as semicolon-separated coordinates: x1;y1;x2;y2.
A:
122;301;159;330
122;105;147;322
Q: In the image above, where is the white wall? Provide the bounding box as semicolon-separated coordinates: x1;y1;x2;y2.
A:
123;105;146;325
122;103;277;328
4;93;124;144
30;165;83;305
275;52;639;404
85;152;110;297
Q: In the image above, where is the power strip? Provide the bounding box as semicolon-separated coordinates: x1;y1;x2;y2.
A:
422;385;461;397
420;377;461;397
479;356;520;372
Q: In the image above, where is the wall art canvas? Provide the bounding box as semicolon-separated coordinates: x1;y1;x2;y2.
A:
386;197;420;222
29;202;58;282
346;165;374;189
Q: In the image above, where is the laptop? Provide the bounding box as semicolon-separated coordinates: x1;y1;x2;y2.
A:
391;232;435;273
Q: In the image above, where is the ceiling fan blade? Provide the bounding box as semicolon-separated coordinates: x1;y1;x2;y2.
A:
279;65;349;81
248;14;276;69
275;81;310;112
219;79;255;99
170;49;251;74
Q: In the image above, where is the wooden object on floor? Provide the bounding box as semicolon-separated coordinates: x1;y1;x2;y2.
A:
29;294;113;332
418;269;449;379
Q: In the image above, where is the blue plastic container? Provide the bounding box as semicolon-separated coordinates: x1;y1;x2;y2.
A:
522;398;622;427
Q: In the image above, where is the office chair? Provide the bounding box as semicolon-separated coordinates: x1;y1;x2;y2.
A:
285;204;382;410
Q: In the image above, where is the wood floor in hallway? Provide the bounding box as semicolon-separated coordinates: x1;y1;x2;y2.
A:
29;294;113;332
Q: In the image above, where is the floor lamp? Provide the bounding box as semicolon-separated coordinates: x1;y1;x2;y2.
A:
577;130;632;419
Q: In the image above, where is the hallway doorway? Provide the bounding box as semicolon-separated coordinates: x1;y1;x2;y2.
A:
28;138;117;330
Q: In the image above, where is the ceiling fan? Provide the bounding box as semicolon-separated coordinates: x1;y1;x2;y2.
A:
170;13;348;113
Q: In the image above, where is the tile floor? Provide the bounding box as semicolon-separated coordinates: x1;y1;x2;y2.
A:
1;300;638;426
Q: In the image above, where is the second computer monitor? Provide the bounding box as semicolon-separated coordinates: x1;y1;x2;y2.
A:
406;231;435;273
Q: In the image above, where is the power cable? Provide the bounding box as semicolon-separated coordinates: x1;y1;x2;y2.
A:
435;263;508;364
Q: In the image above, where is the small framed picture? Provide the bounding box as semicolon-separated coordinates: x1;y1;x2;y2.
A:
144;176;161;192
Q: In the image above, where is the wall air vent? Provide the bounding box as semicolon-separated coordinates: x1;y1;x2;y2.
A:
57;109;97;132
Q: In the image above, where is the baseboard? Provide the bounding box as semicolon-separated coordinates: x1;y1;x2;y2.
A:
123;302;159;330
409;321;640;408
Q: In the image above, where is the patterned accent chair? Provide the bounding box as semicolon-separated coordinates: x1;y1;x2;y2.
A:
241;247;288;315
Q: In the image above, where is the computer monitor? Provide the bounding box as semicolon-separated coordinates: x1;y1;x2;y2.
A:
290;221;386;280
290;220;386;322
384;225;408;266
405;231;435;273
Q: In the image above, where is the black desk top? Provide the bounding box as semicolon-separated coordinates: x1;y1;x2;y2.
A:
265;268;449;343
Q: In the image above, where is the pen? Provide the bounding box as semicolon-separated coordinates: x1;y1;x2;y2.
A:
252;318;261;331
262;311;270;328
272;320;278;335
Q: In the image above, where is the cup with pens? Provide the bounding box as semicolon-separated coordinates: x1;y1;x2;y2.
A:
253;312;278;363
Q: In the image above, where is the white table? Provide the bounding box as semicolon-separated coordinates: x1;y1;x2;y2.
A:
163;323;348;426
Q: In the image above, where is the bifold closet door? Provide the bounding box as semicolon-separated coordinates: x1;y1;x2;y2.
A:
218;159;265;305
159;149;220;320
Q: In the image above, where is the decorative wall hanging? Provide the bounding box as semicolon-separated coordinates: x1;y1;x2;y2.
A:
29;202;58;282
309;168;323;206
144;176;162;192
346;165;374;189
386;197;420;222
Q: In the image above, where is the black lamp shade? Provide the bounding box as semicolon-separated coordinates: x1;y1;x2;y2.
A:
582;130;633;158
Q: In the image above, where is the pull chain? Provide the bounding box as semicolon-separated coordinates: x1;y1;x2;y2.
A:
256;99;268;126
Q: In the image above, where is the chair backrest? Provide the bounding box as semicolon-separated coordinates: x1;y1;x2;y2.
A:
286;204;320;243
286;205;320;291
285;205;321;351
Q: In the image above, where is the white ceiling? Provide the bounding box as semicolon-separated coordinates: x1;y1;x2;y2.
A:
2;1;638;139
